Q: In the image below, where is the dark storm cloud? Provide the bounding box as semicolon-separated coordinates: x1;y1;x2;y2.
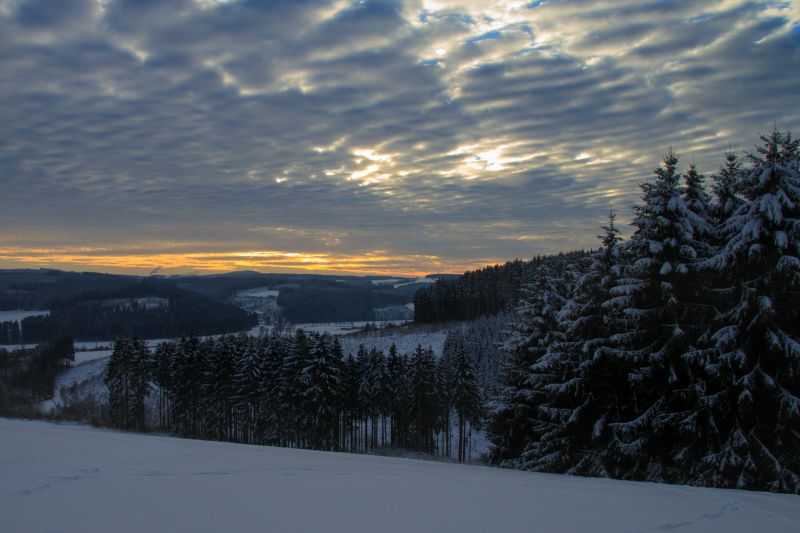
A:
0;0;798;274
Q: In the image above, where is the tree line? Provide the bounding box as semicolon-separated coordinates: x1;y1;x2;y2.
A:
413;253;587;324
105;330;483;461
486;129;800;493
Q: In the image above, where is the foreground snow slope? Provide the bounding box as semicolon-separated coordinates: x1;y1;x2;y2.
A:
1;419;798;533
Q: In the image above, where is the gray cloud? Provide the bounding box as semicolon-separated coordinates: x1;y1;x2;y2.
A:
0;0;798;274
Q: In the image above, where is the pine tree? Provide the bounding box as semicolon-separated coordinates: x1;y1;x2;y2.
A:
233;335;262;443
602;150;711;481
261;331;286;445
129;337;150;432
386;343;410;448
409;345;438;453
171;334;205;437
515;214;625;475
340;351;361;451
486;265;565;467
152;341;176;431
106;337;132;430
711;149;744;224
302;334;341;450
278;329;310;447
202;336;236;441
452;339;483;462
437;339;456;457
704;129;800;492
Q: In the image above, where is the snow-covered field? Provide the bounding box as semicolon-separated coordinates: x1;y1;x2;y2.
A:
74;349;113;365
0;309;50;323
394;277;436;288
339;329;448;357
1;419;798;533
283;321;409;336
236;287;280;298
0;309;49;340
39;358;109;413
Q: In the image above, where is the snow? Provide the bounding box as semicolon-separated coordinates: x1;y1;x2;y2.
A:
394;277;436;288
237;287;279;298
370;278;402;285
2;419;799;533
339;329;448;357
39;357;109;412
74;349;114;365
280;321;409;336
0;309;50;323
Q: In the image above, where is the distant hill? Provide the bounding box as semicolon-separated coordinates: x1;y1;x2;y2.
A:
0;268;434;340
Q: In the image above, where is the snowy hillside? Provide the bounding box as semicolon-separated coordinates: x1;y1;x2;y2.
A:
0;309;49;324
339;328;448;357
39;357;109;413
2;419;798;533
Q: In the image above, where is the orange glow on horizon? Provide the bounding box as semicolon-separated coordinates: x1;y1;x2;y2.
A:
0;245;503;277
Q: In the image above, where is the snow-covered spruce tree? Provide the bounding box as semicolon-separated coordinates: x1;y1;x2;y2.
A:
201;335;235;441
452;339;483;462
170;334;206;437
340;351;361;451
458;313;514;396
129;337;151;432
368;348;389;449
151;341;175;431
302;334;341;450
603;150;714;482
514;213;624;475
105;336;149;432
485;265;567;467
106;337;132;429
437;336;456;457
278;329;310;447
233;335;263;444
702;129;800;493
386;343;410;448
683;163;715;251
262;330;287;445
512;263;577;471
711;150;745;225
409;344;438;453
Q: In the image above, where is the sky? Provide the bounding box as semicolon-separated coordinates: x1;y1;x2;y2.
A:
1;0;799;277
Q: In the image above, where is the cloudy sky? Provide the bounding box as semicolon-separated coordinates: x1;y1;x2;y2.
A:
1;0;798;276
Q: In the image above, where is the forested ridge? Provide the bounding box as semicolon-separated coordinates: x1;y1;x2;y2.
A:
484;130;800;493
4;280;257;343
413;252;588;323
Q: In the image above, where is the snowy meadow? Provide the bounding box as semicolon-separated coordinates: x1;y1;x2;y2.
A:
2;418;799;533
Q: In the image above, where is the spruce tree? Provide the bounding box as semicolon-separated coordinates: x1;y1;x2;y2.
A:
711;149;744;224
106;337;132;430
486;266;565;467
152;341;176;431
302;334;341;450
517;214;624;475
603;150;709;481
452;340;483;462
129;337;150;432
704;129;800;492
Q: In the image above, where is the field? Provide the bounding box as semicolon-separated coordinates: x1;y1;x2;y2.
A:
2;419;798;533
